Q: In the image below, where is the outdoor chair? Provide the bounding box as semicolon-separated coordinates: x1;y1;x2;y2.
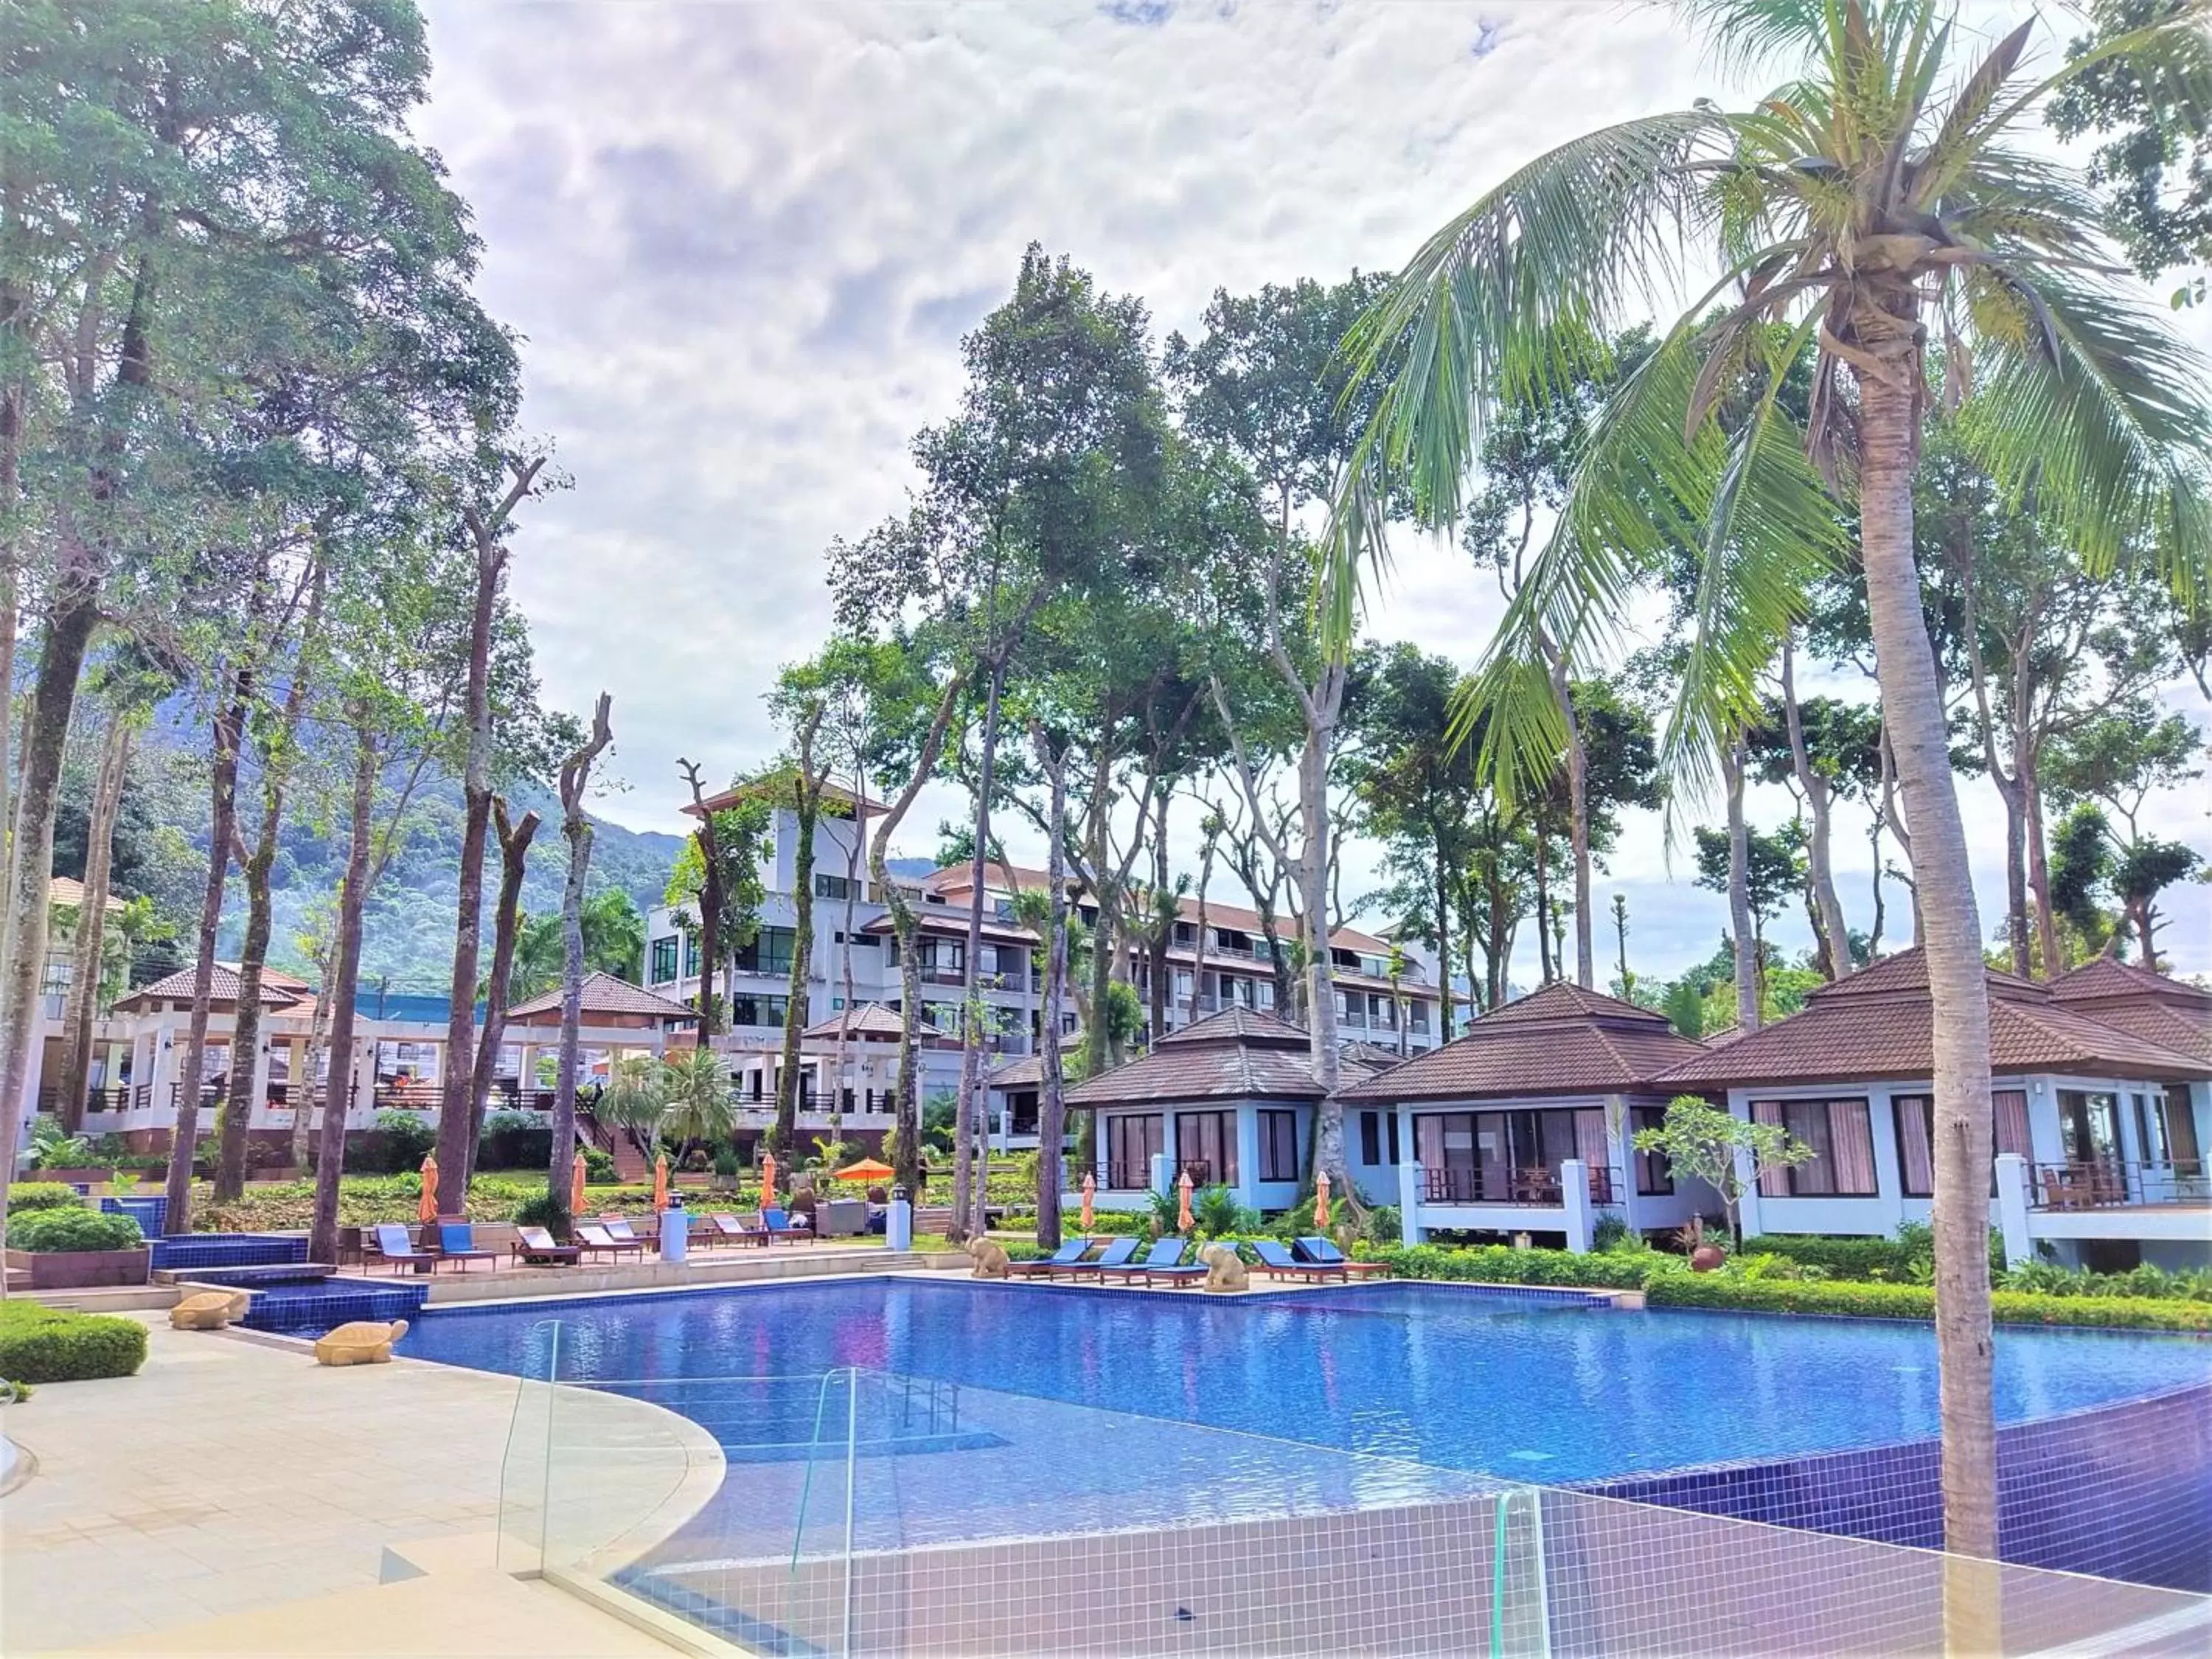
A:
434;1219;499;1272
1251;1239;1345;1283
574;1222;648;1263
509;1225;582;1268
369;1222;437;1275
597;1214;649;1245
1104;1237;1205;1287
1006;1239;1091;1277
760;1207;814;1242
709;1212;771;1248
1051;1235;1140;1281
1293;1236;1391;1277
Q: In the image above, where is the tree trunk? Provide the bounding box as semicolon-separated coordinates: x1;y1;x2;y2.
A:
1532;836;1554;984
162;669;250;1231
1724;740;1760;1034
1781;636;1854;978
1298;678;1347;1194
1546;655;1594;989
56;715;131;1133
552;699;612;1232
1032;726;1070;1251
1186;831;1215;1029
1856;364;1998;1585
773;712;824;1169
291;928;336;1174
310;726;379;1265
2023;756;2059;977
1998;773;2030;977
1433;843;1455;1041
830;769;865;1138
465;800;539;1193
950;658;1007;1244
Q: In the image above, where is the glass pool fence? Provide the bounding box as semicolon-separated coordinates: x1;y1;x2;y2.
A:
495;1332;2211;1657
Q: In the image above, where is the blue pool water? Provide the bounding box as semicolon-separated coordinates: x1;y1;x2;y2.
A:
397;1276;2208;1485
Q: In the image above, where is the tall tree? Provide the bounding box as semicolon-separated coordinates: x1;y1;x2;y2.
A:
767;712;829;1175
1332;0;2212;1576
54;705;136;1132
462;799;540;1189
549;695;612;1231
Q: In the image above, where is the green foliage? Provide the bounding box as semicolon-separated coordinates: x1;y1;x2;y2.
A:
1356;1242;1668;1289
582;1148;618;1185
1590;1214;1633;1253
0;1301;148;1384
348;1110;439;1175
25;1120;93;1172
6;1208;145;1253
197;1174;658;1232
7;1183;86;1214
1192;1184;1259;1239
476;1111;551;1170
1632;1096;1812;1239
1646;1273;2212;1332
509;1189;564;1232
1999;1259;2212;1301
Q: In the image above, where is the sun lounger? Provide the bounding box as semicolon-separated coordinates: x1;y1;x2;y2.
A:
574;1222;648;1263
1101;1237;1205;1286
1006;1239;1090;1277
597;1214;648;1245
707;1212;771;1248
509;1225;581;1267
434;1218;499;1272
1295;1236;1391;1276
1052;1235;1141;1281
760;1207;814;1242
1251;1238;1345;1282
369;1222;437;1274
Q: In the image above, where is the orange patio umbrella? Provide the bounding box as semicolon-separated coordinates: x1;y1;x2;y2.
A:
1314;1170;1332;1230
1176;1170;1194;1233
569;1150;588;1220
653;1152;669;1212
1079;1172;1095;1231
762;1151;779;1201
417;1154;439;1224
835;1158;895;1183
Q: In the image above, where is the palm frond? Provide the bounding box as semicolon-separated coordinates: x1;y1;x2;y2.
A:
1978;1;2212;163
1676;0;1844;83
1959;270;2212;608
1908;17;2032;206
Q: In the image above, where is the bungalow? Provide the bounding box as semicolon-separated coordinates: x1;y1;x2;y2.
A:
1061;1006;1397;1215
1655;950;2211;1270
1337;981;1718;1251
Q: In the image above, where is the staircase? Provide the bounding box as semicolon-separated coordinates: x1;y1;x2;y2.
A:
578;1107;651;1181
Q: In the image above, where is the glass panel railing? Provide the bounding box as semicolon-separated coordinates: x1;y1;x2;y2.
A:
492;1319;560;1575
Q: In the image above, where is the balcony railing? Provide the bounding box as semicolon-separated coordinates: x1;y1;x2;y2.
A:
1105;1161;1151;1192
2028;1158;2209;1211
1422;1164;1618;1207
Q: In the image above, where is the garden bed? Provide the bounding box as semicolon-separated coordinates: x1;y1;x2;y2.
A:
4;1246;151;1290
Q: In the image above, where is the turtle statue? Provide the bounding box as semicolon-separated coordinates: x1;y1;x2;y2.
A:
1198;1242;1249;1293
313;1318;410;1367
964;1237;1011;1279
169;1290;251;1331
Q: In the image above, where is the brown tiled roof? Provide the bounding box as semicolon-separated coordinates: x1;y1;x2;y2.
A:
49;876;127;915
1655;948;2206;1088
689;776;883;819
113;964;305;1013
861;911;1039;947
1339;981;1706;1102
801;1003;914;1040
504;971;699;1023
2045;958;2212;1065
1063;1006;1337;1107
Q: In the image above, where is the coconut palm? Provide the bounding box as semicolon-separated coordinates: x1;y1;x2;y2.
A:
1329;0;2212;1571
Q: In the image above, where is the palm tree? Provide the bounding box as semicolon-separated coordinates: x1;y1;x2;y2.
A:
1329;0;2212;1577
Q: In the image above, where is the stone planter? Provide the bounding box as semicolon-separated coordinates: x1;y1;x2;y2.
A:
4;1245;152;1289
29;1167;116;1187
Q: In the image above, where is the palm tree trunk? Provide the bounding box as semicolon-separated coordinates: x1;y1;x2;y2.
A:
951;658;1007;1244
310;726;378;1265
1032;726;1070;1251
1724;740;1760;1033
57;715;131;1133
1856;366;1999;1587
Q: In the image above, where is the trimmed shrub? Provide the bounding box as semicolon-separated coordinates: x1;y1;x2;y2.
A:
1646;1271;2212;1332
6;1208;144;1253
345;1110;439;1175
510;1189;564;1232
582;1148;619;1184
477;1112;553;1172
1355;1242;1667;1290
7;1183;85;1214
0;1301;148;1383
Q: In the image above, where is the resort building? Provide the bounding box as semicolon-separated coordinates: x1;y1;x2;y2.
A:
1338;982;1719;1250
1654;950;2211;1270
1062;1006;1405;1213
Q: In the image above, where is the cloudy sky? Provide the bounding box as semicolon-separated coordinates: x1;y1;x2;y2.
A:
411;0;2210;987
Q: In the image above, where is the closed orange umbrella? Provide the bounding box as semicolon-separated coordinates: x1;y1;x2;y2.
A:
418;1154;439;1224
653;1152;669;1212
1177;1170;1194;1233
762;1151;778;1203
1079;1172;1095;1231
1315;1170;1332;1230
569;1150;587;1220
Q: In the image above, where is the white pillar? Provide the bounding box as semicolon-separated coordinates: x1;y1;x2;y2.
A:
1994;1152;2034;1267
1149;1149;1173;1197
1397;1143;1425;1247
247;1039;274;1128
1561;1158;1594;1253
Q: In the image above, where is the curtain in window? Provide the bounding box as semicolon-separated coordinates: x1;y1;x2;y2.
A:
1893;1096;1934;1197
1573;1109;1609;1181
1750;1101;1790;1195
1829;1099;1877;1195
2166;1089;2204;1167
1992;1089;2031;1160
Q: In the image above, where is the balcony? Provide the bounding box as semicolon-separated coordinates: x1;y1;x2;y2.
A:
2028;1159;2210;1211
1422;1164;1618;1206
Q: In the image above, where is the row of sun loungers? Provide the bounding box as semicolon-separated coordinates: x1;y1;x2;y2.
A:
1004;1234;1391;1287
366;1208;825;1273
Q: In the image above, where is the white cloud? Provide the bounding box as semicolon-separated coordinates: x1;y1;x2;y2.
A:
414;0;2210;986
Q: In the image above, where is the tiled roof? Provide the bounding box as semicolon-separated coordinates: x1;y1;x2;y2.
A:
801;1003;915;1040
114;964;305;1012
504;971;699;1023
49;876;127;914
2045;958;2212;1065
1339;980;1706;1102
1655;948;2206;1088
860;911;1040;947
1063;1006;1338;1107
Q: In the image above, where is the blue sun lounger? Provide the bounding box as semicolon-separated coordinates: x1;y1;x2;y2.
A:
1252;1237;1345;1282
1052;1235;1140;1281
1295;1236;1391;1276
1102;1237;1206;1287
1006;1238;1091;1277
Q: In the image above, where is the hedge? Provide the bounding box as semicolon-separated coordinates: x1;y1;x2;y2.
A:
1354;1242;1667;1290
0;1301;148;1383
5;1207;144;1253
1646;1273;2212;1332
1747;1231;2006;1279
7;1183;85;1214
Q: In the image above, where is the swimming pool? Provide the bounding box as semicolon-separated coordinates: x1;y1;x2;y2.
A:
399;1276;2206;1488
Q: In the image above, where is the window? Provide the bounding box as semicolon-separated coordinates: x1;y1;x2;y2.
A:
1260;1110;1299;1183
1751;1099;1878;1197
728;994;790;1029
815;872;858;901
734;926;796;976
684;936;700;978
649;936;680;984
1360;1110;1401;1167
1632;1105;1673;1196
1107;1113;1164;1189
1176;1110;1237;1185
1893;1096;1934;1198
1408;1001;1430;1032
2057;1089;2122;1165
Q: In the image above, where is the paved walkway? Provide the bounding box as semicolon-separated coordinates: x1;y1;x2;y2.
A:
0;1318;708;1653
